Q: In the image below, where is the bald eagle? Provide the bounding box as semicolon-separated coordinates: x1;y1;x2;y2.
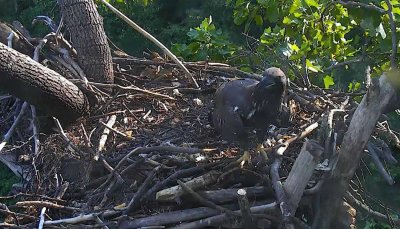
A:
212;67;288;165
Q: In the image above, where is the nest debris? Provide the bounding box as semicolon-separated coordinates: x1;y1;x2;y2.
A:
1;54;400;228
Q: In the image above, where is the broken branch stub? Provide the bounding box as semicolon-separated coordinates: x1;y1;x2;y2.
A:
284;140;323;215
156;171;220;202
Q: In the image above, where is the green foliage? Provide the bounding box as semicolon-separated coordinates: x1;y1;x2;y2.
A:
171;16;238;61
226;0;400;88
323;75;335;89
0;163;18;197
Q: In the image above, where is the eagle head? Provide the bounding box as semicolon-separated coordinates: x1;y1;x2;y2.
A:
252;67;287;110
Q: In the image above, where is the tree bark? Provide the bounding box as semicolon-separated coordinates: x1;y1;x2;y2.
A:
59;0;114;85
0;42;89;125
316;73;397;228
0;21;34;57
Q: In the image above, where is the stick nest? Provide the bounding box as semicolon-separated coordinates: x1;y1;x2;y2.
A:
1;55;399;228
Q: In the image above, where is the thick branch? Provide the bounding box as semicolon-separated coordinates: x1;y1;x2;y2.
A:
317;73;396;228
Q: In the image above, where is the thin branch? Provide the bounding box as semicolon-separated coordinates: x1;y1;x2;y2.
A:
95;115;117;160
0;102;28;153
334;0;386;13
38;207;46;229
99;0;199;88
44;210;120;225
345;192;400;226
385;0;397;68
124;166;160;215
72;80;176;101
15;200;79;211
177;180;239;217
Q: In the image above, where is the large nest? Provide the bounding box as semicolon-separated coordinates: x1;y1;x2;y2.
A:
1;26;400;229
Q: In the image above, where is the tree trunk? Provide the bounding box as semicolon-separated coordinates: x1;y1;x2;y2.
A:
316;73;397;228
59;0;114;85
0;42;89;125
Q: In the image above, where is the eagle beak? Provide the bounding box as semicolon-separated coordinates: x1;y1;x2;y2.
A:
264;83;277;89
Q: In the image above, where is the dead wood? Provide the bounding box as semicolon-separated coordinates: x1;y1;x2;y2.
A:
1;30;400;228
317;72;398;227
156;171;220;202
237;189;256;228
196;186;274;204
119;207;222;228
284;140;323;214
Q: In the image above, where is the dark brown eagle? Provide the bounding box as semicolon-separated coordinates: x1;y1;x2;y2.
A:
212;67;288;165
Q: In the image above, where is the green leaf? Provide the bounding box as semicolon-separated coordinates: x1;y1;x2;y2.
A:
348;82;353;92
265;1;279;23
233;8;249;25
254;14;263;26
305;0;319;8
187;42;200;53
289;0;301;13
283;16;292;24
306;59;322;72
354;82;361;91
323;75;335;89
200;17;211;30
289;43;300;52
187;29;200;39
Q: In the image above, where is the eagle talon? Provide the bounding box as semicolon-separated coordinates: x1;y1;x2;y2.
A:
256;144;269;161
236;150;251;168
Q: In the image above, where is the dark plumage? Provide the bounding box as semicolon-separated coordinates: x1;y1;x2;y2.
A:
212;67;288;162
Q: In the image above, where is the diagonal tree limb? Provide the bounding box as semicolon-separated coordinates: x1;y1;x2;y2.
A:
99;0;199;88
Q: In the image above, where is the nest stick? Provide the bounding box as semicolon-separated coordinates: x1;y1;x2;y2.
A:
15;200;79;211
156;171;220;202
237;189;256;228
30;105;40;155
53;118;81;154
100;121;132;140
177;180;238;217
44;210;120;225
38;207;46;229
270;157;294;228
0;102;28;153
169;202;278;229
142;164;211;201
367;143;394;185
95;115;117;160
124;166;160;215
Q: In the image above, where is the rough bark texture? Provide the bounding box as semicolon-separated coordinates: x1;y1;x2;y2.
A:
0;21;34;57
59;0;114;84
317;73;396;228
0;42;89;125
